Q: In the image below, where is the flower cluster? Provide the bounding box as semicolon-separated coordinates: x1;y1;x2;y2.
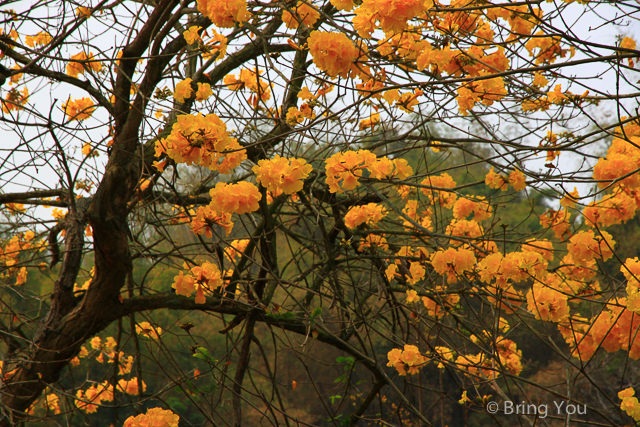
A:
622;257;640;313
401;199;432;231
117;378;147;395
378;32;428;62
485;167;526;191
253;155;313;196
522;239;554;262
421;286;460;318
495;338;523;376
45;394;61;415
225;239;250;263
567;230;614;266
455;335;522;380
382;88;422;113
477;250;548;288
209;182;261;214
457;76;507;115
183;26;201;44
369;156;413;180
540;208;572;239
358;234;389;252
174;78;193;103
283;2;320;29
224;68;272;105
190;206;234;237
67;51;102;78
136;322;162;340
620;37;637;66
0;231;43;286
172;262;223;303
558;300;640;361
359;113;380;130
76;6;91;17
526;282;570;322
197;0;250;28
582;190;637;228
446;219;484;246
430;247;476;283
286;104;315;125
155;113;246;173
75;382;114;413
8;66;22;86
2;87;29;113
25;32;51;47
353;0;433;37
124;407;179;427
421;173;457;208
408;262;426;284
62;97;95;121
619;388;640;422
308;31;358;79
325;150;376;193
593;124;640;189
183;26;227;60
344;203;387;229
452;196;492;220
526;32;569;65
387;345;428;376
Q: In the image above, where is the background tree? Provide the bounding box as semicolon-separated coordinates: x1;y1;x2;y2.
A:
0;0;640;426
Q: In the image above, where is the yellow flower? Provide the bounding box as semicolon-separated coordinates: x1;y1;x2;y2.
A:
560;187;579;208
203;30;228;60
124;408;179;427
359;113;380;130
152;160;167;172
509;168;526;191
174;78;194;103
62;97;95;121
331;0;355;11
66;52;101;78
532;72;548;88
117;378;147;395
252;155;313;195
90;336;102;350
209;181;261;214
286;107;305;125
283;2;320;29
406;289;419;303
183;26;202;45
2;87;29;113
308;31;358;79
547;84;567;104
197;0;250;28
25;32;52;47
157;113;246;173
298;87;316;100
51;208;66;220
76;7;91;17
325;149;377;193
195;83;213;101
135;321;162;340
344;203;387;229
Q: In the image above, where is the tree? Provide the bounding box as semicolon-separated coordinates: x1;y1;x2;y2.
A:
0;0;640;425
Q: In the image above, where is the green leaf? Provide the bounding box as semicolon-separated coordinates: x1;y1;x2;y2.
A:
310;307;322;321
193;347;216;363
